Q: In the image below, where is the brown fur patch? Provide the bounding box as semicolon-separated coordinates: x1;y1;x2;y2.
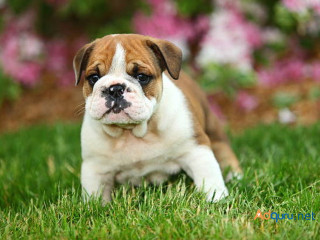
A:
78;34;168;100
170;72;209;145
120;35;164;101
82;80;92;97
81;36;118;98
170;71;242;173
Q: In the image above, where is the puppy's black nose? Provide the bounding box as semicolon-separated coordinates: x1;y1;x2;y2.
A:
107;84;125;99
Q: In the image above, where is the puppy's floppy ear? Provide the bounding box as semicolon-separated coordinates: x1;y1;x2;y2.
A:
146;39;182;80
73;42;95;86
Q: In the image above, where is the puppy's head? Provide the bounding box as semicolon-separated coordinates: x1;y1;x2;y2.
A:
73;34;182;128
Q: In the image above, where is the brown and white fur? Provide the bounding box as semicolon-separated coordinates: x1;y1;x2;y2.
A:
73;34;242;203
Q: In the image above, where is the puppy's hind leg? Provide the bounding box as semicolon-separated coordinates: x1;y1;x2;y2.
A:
211;141;242;181
205;112;242;181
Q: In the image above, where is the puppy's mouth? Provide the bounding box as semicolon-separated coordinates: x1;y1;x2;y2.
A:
111;123;139;129
105;96;132;114
101;111;140;128
99;97;139;125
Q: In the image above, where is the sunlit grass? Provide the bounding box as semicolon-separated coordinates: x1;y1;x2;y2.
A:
0;123;319;239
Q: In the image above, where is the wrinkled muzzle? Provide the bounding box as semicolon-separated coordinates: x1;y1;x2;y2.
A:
86;76;156;125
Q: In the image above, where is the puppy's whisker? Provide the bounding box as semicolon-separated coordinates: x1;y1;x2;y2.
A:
74;103;86;116
75;107;85;115
74;102;85;110
75;108;85;116
75;102;85;109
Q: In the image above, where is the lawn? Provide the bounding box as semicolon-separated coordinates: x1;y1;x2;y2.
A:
0;123;319;239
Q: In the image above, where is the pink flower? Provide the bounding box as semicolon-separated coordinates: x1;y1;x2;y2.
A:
243;23;263;48
0;10;44;86
0;9;88;87
13;63;42;85
133;0;185;39
257;70;274;86
191;16;210;41
19;33;44;60
282;0;306;12
2;10;36;33
45;40;68;72
133;0;210;57
258;58;307;86
282;0;320;15
0;37;42;85
309;0;320;15
44;37;88;86
0;30;43;86
235;91;258;111
282;59;305;81
197;6;262;70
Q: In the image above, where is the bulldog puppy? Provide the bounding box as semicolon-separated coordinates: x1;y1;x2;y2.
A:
73;34;242;203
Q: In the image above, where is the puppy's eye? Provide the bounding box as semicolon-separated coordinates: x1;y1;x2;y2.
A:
87;74;100;87
136;74;151;86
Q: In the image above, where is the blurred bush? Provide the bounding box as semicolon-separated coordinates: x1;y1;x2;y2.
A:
0;69;20;105
272;92;300;108
199;63;256;96
0;0;320;107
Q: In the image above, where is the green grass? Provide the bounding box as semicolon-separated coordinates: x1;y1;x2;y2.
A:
0;123;319;239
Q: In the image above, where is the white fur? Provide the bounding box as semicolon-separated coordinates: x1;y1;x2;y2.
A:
178;145;228;201
81;45;228;202
109;43;126;75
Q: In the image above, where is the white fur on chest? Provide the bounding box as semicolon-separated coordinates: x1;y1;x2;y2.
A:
81;74;195;184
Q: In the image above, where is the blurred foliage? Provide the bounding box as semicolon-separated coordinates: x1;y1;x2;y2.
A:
7;0;139;38
7;0;33;14
274;4;297;33
0;69;21;106
308;87;320;100
200;64;256;96
0;15;4;33
254;41;287;67
62;0;140;37
272;92;300;108
255;0;279;25
1;0;320;101
174;0;213;16
63;0;109;17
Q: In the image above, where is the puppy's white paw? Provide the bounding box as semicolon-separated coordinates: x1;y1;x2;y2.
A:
207;186;229;202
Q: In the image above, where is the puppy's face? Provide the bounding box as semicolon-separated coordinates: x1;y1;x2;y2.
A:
73;34;182;127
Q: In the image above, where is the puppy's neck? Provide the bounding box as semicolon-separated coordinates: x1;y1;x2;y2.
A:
102;121;148;138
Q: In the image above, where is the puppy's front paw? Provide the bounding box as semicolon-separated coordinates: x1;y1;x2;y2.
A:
207;186;229;202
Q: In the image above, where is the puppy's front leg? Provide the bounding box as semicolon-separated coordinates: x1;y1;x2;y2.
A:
178;145;228;202
81;161;114;204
